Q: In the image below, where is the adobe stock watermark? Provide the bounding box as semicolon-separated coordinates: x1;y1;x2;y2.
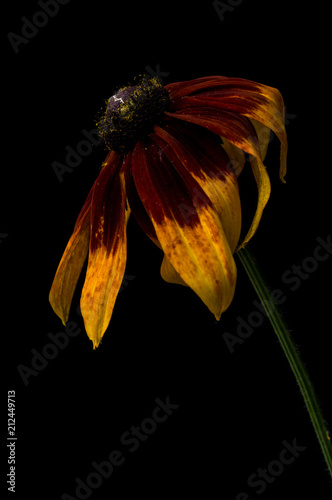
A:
17;320;82;386
235;437;307;499
0;233;9;244
17;274;135;385
223;234;332;353
212;0;245;23
61;396;180;500
145;64;170;84
7;0;71;54
51;127;103;183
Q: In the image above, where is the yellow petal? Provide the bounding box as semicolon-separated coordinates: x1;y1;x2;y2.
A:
49;188;91;325
160;255;188;286
166;209;237;320
250;119;271;161
221;137;246;177
236;155;271;250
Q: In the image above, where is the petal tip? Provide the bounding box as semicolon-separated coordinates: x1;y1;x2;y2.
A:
92;338;101;350
49;289;69;327
214;310;222;321
84;322;103;349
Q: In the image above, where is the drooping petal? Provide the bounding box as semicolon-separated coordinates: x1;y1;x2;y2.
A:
153;120;242;288
153;121;242;252
49;186;92;326
166;107;259;158
250;119;271;161
124;151;160;248
165;76;229;100
167;76;287;181
80;152;128;348
220;137;246;177
160;256;188;286
154;120;241;286
240;155;271;249
165;108;269;247
132;138;237;320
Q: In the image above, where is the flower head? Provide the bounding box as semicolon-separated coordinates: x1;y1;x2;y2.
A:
49;74;287;348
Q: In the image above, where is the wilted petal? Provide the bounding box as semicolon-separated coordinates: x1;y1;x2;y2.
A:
153;121;241;252
166;107;259;157
168;76;287;182
132;139;237;320
124;151;160;248
220;137;246;177
166;76;228;100
250;119;270;161
165;107;269;246
238;155;271;250
160;255;188;286
80;152;128;348
49;186;92;326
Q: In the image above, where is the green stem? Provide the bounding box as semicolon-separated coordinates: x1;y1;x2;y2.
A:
237;245;332;478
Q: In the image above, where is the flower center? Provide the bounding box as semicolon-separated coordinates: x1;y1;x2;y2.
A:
98;76;170;153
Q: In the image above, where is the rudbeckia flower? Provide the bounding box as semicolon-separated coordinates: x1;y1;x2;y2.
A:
49;75;287;348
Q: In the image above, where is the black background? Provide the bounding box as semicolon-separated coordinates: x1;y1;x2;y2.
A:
3;1;331;499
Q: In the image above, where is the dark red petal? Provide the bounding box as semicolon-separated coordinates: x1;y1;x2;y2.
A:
123;151;159;245
165;76;228;100
166;76;279;104
132;138;211;226
165;107;260;158
88;151;124;253
154;119;232;176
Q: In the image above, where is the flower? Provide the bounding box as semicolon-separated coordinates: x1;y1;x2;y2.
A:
49;75;287;348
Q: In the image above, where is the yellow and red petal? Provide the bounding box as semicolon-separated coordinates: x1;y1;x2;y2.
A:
165;107;271;248
49;186;92;326
166;106;261;157
167;76;287;181
80;152;128;348
153;121;242;252
132;138;237;320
